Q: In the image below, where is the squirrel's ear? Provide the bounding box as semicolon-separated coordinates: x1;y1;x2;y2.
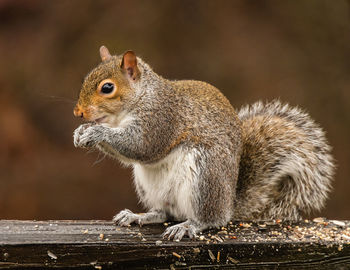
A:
99;45;112;62
121;50;140;81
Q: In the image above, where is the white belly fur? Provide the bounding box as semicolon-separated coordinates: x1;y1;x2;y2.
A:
133;147;200;221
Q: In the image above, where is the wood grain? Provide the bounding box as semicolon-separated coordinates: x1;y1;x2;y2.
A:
0;220;349;269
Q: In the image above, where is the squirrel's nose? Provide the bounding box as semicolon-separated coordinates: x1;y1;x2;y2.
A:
73;104;84;118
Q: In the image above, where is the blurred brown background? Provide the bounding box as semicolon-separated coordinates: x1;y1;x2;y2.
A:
0;0;349;220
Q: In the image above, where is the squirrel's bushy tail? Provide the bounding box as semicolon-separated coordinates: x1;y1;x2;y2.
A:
234;100;334;220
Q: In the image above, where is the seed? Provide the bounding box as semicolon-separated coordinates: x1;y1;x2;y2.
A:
172;252;181;259
47;251;57;260
208;250;215;262
313;217;325;223
227;256;239;264
330;220;345;227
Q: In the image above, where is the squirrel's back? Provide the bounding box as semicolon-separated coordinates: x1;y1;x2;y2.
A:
234;100;334;220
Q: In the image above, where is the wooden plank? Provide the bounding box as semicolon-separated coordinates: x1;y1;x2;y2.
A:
0;219;349;269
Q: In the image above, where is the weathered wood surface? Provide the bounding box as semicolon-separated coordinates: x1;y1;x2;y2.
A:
0;219;350;269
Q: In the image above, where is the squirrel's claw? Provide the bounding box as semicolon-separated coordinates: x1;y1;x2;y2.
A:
162;220;198;241
113;209;138;226
73;124;91;148
73;124;105;148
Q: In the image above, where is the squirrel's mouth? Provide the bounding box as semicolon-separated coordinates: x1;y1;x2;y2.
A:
94;116;107;124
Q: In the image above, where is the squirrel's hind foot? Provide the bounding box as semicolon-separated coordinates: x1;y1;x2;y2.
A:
162;220;204;241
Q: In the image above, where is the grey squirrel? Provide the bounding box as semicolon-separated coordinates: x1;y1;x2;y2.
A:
73;46;334;240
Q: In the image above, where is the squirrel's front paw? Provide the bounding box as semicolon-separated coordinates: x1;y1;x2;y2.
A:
73;124;105;148
113;209;140;226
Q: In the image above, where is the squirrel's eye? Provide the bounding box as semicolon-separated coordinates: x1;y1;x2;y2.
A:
101;83;115;94
97;79;117;97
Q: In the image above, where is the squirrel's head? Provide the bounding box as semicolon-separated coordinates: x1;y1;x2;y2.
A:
73;46;140;126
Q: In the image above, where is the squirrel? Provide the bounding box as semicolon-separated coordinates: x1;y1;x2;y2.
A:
73;46;334;240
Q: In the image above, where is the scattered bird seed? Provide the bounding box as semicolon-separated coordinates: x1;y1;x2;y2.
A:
47;251;57;260
90;261;97;266
313;217;325;223
265;221;276;225
174;261;187;266
172;252;181;259
330;220;346;227
227;256;239;264
208;250;216;262
212;235;223;242
193;248;200;254
342;234;350;241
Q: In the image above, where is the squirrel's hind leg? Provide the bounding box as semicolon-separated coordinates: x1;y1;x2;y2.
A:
160;145;239;241
113;209;166;226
